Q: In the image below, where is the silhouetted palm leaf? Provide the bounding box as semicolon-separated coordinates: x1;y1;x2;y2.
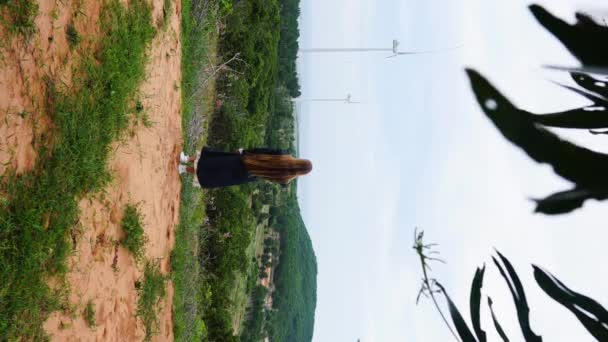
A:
466;69;608;214
532;188;607;215
493;251;542;342
529;4;608;67
418;248;608;341
544;65;608;77
528;83;608;129
487;297;510;342
470;266;487;342
432;267;487;342
571;72;608;100
533;266;608;341
436;282;478;342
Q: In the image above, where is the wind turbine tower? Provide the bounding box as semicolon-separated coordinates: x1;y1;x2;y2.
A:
292;93;360;104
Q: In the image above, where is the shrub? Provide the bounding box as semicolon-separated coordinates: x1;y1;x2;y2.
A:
121;204;147;262
66;23;81;48
136;260;168;340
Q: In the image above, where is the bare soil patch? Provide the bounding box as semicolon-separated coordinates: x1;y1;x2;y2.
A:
0;0;183;340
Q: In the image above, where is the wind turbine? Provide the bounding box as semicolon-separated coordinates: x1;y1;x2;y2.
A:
300;39;461;58
345;93;360;104
386;39;462;58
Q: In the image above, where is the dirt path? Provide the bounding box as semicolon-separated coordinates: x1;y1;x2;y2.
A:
0;0;181;340
0;0;91;175
43;1;183;340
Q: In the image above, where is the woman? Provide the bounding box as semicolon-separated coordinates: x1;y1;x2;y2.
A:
178;146;312;188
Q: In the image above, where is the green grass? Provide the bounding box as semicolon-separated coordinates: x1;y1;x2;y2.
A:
171;0;219;341
66;23;81;48
84;301;96;328
136;260;168;341
120;204;147;262
0;0;155;338
0;0;39;38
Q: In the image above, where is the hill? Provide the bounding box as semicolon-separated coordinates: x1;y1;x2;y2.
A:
268;194;317;342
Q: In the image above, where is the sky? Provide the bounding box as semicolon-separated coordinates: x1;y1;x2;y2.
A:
296;0;608;341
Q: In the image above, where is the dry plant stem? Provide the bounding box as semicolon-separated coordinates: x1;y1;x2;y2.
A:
417;252;462;342
414;228;461;342
188;52;243;101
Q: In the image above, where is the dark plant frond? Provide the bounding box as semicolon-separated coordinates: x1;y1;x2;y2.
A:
466;68;608;190
552;80;608;106
436;282;478;342
570;72;608;100
492;251;542;342
528;82;608;129
533;266;608;341
487;297;510;342
529;4;608;67
530;107;608;130
470;266;487;342
544;65;608;76
532;188;606;215
422;248;608;341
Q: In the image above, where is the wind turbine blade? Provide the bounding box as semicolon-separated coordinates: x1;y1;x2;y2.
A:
397;45;463;55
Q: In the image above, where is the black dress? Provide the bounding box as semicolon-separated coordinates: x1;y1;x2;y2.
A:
196;146;288;188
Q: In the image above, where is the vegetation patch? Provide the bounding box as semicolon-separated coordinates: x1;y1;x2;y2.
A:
83;301;96;328
0;0;39;38
0;0;154;338
66;23;81;48
136;260;168;341
120;204;147;262
200;1;283;335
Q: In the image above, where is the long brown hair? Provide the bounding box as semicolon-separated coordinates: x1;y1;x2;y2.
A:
242;153;312;185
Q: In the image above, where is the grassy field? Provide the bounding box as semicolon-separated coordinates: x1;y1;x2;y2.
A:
229;267;249;334
171;0;219;340
0;0;156;338
230;220;266;334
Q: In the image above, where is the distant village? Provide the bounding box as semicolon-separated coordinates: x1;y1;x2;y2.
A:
258;226;280;310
